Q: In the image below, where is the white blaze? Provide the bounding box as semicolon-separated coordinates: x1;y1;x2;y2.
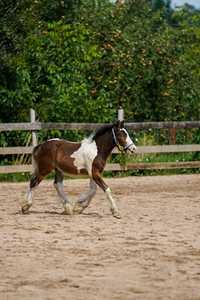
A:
71;138;98;175
121;128;136;151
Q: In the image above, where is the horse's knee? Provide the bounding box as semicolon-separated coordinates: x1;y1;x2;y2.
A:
92;173;107;192
54;169;64;184
30;175;42;189
54;181;63;191
53;181;58;189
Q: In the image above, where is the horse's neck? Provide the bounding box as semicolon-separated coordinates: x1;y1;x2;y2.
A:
95;130;115;160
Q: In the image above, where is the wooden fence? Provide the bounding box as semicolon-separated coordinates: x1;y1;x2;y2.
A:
1;111;200;174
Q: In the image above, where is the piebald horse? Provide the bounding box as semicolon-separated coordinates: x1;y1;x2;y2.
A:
22;121;136;218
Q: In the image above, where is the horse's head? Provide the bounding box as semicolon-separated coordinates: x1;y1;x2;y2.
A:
112;121;137;153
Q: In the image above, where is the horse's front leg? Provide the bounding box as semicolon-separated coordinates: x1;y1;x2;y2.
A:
92;169;121;219
73;179;97;214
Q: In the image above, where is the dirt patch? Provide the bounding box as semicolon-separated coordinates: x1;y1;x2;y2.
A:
0;174;200;300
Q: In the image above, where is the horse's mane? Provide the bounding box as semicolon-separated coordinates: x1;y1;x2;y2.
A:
92;124;113;141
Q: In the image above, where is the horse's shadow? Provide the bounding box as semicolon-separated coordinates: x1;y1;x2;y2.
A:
14;210;102;218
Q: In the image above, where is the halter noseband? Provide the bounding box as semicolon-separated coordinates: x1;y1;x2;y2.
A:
112;127;134;152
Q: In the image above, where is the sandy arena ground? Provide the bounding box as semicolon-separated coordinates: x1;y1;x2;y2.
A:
0;174;200;300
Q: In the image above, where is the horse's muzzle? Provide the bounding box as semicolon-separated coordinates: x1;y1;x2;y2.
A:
124;143;137;153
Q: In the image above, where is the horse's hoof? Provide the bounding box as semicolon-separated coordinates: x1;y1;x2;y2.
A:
111;208;121;219
113;213;121;219
62;204;73;215
21;203;31;214
73;202;85;214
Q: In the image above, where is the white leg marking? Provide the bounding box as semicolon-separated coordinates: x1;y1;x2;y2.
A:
21;187;33;213
27;188;32;205
105;187;121;219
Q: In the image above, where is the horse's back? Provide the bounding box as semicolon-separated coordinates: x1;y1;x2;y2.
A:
33;139;80;155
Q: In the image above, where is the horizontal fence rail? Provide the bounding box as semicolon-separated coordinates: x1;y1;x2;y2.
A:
1;121;200;132
1;161;200;174
1;144;200;156
0;146;33;155
0;165;32;174
105;161;200;171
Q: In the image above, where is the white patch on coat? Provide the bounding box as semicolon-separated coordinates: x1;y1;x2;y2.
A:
71;138;98;175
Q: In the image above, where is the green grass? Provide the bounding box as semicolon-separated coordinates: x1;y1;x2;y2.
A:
112;151;200;164
0;173;30;182
107;151;200;177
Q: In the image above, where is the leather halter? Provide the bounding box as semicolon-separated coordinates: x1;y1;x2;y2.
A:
112;127;134;152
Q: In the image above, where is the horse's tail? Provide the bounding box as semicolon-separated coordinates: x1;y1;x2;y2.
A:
29;144;44;189
31;144;41;175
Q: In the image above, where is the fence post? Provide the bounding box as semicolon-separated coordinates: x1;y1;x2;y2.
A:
118;106;124;121
30;108;37;147
117;107;127;171
169;128;176;145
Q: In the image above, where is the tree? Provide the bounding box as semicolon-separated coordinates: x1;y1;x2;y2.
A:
0;0;200;125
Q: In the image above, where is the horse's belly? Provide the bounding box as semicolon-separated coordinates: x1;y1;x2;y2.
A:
56;156;89;176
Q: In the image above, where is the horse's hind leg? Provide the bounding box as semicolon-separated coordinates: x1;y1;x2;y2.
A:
73;179;97;214
22;174;43;214
54;169;73;215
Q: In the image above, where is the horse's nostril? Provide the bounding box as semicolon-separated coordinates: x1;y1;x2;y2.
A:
131;147;136;153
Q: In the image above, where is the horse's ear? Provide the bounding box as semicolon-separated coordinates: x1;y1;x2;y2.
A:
115;120;124;129
114;120;124;130
120;120;124;128
114;120;120;129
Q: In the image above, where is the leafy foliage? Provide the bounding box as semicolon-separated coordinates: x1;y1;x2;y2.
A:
0;0;200;124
